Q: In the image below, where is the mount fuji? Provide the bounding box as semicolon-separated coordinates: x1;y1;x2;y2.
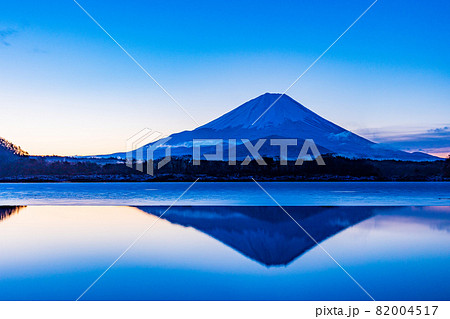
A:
103;93;436;161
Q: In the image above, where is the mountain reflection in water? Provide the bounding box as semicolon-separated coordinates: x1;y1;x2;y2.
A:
1;205;449;300
137;206;376;266
2;205;449;269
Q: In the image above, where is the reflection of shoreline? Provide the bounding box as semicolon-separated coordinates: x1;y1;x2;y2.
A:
0;206;25;222
137;206;377;267
365;207;450;234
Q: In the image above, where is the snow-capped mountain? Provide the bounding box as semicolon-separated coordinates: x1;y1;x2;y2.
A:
104;93;437;161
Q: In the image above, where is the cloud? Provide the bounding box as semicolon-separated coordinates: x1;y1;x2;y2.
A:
427;126;449;134
0;28;18;46
328;131;352;141
356;125;450;157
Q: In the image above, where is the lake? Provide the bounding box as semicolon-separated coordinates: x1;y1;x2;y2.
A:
0;182;449;300
1;182;450;205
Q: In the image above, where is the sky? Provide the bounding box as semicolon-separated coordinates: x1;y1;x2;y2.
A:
0;0;449;157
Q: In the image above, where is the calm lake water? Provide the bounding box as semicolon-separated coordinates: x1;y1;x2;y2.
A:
0;205;449;300
0;182;449;300
0;182;450;205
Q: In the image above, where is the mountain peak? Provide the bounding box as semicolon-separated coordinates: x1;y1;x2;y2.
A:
203;92;319;130
260;92;283;97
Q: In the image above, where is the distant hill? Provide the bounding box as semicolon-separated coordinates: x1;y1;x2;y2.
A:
0;137;28;161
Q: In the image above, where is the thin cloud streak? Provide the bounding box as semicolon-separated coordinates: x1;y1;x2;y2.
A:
0;28;17;46
356;126;450;157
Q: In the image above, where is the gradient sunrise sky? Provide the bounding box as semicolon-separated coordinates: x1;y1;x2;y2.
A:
0;0;449;156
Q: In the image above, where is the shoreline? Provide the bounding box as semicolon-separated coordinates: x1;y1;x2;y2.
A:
0;176;448;183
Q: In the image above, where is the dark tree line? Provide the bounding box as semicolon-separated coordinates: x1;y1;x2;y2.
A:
117;155;448;181
140;155;379;179
0;154;448;182
0;157;139;181
445;155;450;178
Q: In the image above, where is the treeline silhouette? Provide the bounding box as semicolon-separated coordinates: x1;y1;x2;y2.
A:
0;154;448;182
0;137;28;162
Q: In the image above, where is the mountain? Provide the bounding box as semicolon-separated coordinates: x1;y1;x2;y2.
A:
0;137;28;161
103;93;437;161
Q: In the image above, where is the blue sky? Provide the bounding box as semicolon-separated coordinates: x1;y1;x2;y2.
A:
0;0;449;156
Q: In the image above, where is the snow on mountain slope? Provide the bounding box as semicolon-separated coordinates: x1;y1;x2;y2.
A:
203;92;341;130
102;93;437;161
